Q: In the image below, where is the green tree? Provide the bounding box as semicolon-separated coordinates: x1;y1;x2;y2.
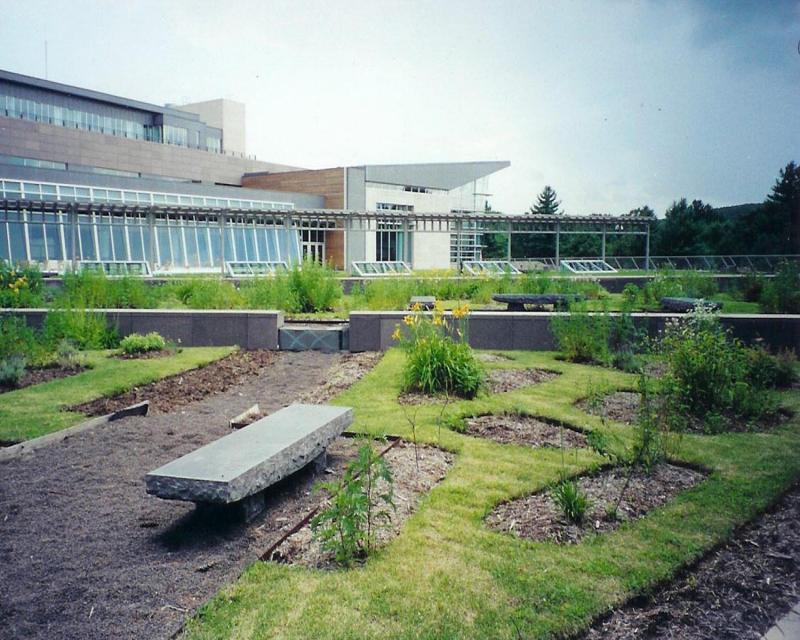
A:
529;185;562;216
764;161;800;253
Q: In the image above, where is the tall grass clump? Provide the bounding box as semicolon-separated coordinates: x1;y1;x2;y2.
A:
59;270;158;309
285;257;342;312
168;278;244;309
394;301;484;398
43;308;118;350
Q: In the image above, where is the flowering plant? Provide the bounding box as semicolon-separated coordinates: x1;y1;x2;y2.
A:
393;301;484;398
0;261;43;308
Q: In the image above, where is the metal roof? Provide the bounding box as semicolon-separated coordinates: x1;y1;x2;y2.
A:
360;161;511;190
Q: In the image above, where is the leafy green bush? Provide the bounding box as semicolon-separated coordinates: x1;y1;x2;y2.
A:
55;339;84;368
311;439;394;567
760;261;800;313
551;309;612;366
58;271;158;309
240;275;293;310
169;278;244;310
0;262;44;308
43;308;118;350
739;271;766;302
658;306;774;432
550;478;590;524
396;303;484;399
119;332;167;355
0;355;26;388
0;316;45;361
287;258;342;313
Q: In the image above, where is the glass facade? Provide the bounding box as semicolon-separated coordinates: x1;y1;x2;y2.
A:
0;179;302;272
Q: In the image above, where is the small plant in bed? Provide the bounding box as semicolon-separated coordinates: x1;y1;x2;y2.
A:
394;301;484;399
0;355;26;389
119;332;168;356
311;439;395;567
551;477;590;524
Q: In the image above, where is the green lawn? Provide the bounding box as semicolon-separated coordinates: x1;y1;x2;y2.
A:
0;346;235;442
182;349;800;640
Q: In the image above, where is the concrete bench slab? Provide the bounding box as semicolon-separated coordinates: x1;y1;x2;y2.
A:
410;296;436;310
492;293;585;311
660;297;722;313
145;404;352;506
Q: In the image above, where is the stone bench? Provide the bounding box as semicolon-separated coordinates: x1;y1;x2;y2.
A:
145;403;353;520
660;297;722;313
492;293;585;311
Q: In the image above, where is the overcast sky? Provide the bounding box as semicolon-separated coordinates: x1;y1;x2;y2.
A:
1;0;798;216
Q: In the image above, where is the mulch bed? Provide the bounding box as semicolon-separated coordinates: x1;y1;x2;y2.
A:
476;352;514;363
70;349;276;416
487;462;706;544
269;441;453;568
581;483;800;639
578;391;792;433
487;367;560;393
465;413;587;448
0;350;378;640
0;363;87;394
115;348;177;360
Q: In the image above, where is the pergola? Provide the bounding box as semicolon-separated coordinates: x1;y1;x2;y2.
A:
1;198;652;273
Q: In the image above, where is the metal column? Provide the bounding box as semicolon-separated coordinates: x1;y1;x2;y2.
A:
506;221;512;261
644;223;651;272
555;221;561;268
601;225;606;262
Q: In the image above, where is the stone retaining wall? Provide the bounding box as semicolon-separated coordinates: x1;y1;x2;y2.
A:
348;311;800;352
2;309;284;350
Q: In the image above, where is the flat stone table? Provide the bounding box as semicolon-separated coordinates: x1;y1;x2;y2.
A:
145;403;353;519
409;296;436;310
492;293;585;311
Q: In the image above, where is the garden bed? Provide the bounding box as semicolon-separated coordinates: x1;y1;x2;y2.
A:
70;349;276;416
0;362;87;394
582;482;800;639
486;367;560;393
464;413;587;448
487;462;706;544
268;441;453;568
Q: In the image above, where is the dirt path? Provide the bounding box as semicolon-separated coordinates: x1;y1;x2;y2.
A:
0;350;361;640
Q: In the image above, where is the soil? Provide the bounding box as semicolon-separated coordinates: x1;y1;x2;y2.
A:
581;483;800;640
578;391;641;425
476;352;513;363
464;413;588;448
0;350;379;640
578;391;792;433
269;441;453;568
116;348;177;360
487;367;560;393
295;352;382;404
0;363;87;394
70;349;276;416
487;462;706;544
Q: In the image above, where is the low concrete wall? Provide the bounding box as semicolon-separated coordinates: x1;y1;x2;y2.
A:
349;311;800;352
3;309;284;349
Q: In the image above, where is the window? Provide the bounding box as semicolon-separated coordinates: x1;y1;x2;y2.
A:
376;202;414;212
377;221;404;261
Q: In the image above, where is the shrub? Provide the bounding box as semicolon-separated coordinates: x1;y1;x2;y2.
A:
0;355;26;388
551;478;590;524
119;332;167;355
43;308;118;350
0;316;45;362
395;302;484;399
658;305;772;432
286;258;342;313
0;262;44;308
551;309;612;366
240;275;294;310
311;439;394;567
739;271;765;302
170;278;244;310
55;339;84;368
760;261;800;314
746;346;797;389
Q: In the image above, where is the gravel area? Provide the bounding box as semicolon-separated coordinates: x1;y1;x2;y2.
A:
487;462;706;544
0;350;376;640
581;482;800;639
577;391;641;424
465;413;587;448
487;367;560;393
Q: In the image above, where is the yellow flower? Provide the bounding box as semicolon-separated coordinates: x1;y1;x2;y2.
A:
391;327;402;342
411;302;422;312
432;316;443;326
403;315;415;326
453;303;470;319
434;300;444;312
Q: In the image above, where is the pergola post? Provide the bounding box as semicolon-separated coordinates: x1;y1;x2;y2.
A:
506;221;512;261
147;209;156;272
218;213;226;276
601;225;606;262
645;223;651;272
555;221;560;269
69;203;78;272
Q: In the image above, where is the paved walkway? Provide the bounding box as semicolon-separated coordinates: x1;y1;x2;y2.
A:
763;602;800;639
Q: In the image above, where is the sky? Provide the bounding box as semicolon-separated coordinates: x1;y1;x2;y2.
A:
0;0;798;216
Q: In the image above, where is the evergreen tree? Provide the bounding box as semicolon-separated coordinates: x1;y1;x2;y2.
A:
529;186;562;216
764;161;800;253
